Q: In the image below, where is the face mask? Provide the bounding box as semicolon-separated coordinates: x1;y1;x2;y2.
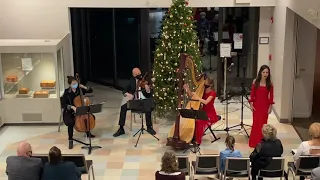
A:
135;75;142;80
205;85;211;89
71;83;78;89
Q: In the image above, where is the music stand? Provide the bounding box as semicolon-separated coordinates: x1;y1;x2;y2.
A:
127;98;159;147
227;77;254;137
178;108;218;154
74;103;103;155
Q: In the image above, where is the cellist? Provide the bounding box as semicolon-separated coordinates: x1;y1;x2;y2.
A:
61;76;94;149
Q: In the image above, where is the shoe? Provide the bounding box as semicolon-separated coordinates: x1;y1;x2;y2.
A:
147;127;156;135
86;132;95;138
113;128;125;137
68;140;73;149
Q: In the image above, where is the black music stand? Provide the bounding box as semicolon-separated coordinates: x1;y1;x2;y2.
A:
227;77;253;137
74;103;103;155
128;98;159;147
178;108;218;154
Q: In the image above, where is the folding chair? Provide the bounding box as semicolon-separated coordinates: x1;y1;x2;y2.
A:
287;156;320;180
223;157;250;180
177;155;191;176
258;157;285;180
192;154;220;179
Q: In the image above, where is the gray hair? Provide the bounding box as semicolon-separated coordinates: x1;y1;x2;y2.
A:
262;124;277;140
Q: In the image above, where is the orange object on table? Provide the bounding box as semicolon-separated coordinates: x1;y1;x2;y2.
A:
6;76;18;82
19;88;30;94
40;80;56;88
33;91;49;98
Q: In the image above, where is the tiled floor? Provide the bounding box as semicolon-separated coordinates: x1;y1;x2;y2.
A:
0;85;302;180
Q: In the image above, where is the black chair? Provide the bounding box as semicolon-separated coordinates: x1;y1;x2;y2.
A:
177;155;191;176
192;155;219;179
287;156;320;180
222;157;250;180
33;154;95;180
258;157;285;180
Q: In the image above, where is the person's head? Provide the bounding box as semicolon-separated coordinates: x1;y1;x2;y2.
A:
200;12;206;19
262;124;277;140
205;78;214;90
67;76;78;89
48;146;62;165
132;68;142;80
17;142;32;157
309;123;320;140
255;65;272;91
225;136;235;151
160;151;179;173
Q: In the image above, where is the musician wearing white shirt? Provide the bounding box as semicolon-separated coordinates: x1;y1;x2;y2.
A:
113;68;156;137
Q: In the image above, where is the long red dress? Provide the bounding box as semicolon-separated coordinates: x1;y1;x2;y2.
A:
248;84;274;148
195;90;218;145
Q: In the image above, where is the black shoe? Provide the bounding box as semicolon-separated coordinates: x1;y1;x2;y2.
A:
147;127;156;135
68;140;73;149
113;128;125;137
86;132;95;138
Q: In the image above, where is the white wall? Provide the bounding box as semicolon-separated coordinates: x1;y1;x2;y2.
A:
258;7;273;69
287;0;320;29
269;0;296;122
292;16;318;118
0;0;275;39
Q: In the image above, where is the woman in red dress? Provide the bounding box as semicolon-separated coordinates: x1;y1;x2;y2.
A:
249;65;274;148
183;78;218;145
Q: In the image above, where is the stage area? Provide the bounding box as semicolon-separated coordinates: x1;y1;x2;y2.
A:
0;84;302;180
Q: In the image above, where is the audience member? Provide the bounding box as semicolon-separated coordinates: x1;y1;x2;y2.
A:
6;142;43;180
155;151;185;180
42;146;81;180
249;124;283;180
293;123;320;162
219;136;242;172
311;167;320;180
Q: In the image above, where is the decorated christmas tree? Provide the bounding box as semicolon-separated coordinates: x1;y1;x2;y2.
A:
152;0;202;117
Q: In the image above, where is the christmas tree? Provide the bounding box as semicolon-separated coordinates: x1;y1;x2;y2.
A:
152;0;202;117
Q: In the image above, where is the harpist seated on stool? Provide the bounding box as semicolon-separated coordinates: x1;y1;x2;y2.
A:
113;68;156;137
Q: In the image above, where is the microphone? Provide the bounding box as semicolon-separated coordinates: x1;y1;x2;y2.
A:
228;63;234;71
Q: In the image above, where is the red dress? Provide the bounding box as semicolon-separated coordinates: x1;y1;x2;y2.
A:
195;90;218;144
248;84;274;148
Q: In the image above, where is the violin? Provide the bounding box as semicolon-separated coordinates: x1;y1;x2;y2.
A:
138;73;150;89
73;73;95;132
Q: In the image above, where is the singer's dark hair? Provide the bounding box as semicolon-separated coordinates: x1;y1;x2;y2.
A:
254;65;272;91
67;76;77;85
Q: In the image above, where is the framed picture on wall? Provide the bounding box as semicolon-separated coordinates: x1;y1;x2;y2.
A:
259;37;269;44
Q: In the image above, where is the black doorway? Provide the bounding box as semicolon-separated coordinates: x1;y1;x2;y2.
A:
70;8;150;89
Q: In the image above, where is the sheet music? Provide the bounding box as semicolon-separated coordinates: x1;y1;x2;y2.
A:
138;91;146;100
121;93;134;106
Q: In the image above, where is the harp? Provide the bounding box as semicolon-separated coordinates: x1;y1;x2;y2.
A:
167;53;206;149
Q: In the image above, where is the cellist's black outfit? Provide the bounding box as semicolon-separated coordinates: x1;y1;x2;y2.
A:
113;77;156;137
61;86;93;148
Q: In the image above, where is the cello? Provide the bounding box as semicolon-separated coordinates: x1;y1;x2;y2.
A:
73;74;96;132
167;53;206;150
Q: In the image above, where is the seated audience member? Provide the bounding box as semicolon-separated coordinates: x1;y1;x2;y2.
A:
294;122;320;161
42;146;81;180
311;167;320;180
293;123;320;180
155;151;185;180
220;136;242;172
6;142;43;180
250;124;283;180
